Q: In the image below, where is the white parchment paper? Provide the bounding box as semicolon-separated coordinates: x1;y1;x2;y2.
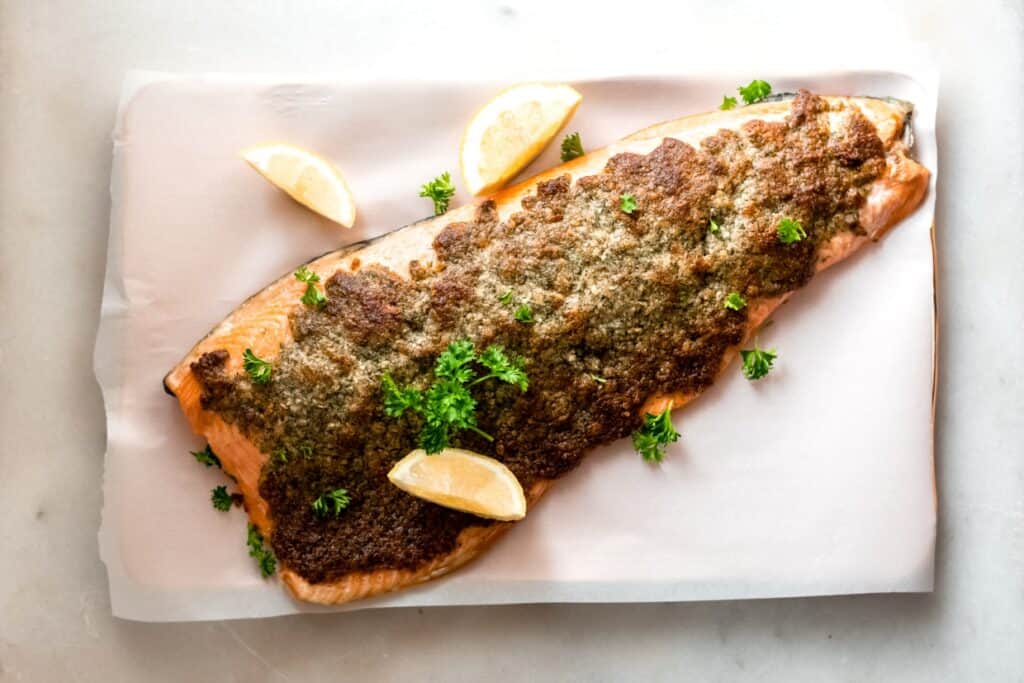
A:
96;62;938;621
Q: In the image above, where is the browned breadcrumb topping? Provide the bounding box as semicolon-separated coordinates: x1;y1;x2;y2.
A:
190;91;887;583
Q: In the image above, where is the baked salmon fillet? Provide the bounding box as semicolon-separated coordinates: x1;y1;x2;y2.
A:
164;90;929;605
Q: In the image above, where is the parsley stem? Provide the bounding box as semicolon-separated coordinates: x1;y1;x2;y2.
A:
468;426;494;442
469;373;498;386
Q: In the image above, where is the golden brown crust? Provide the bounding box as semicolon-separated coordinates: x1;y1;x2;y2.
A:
165;94;928;605
279;480;553;603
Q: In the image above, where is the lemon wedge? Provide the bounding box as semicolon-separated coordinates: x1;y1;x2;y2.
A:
388;448;527;521
242;143;356;228
460;83;582;196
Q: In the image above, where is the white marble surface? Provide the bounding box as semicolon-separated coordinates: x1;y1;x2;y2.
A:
1;0;1021;680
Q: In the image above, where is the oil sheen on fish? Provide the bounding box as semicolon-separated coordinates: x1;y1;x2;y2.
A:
164;91;930;605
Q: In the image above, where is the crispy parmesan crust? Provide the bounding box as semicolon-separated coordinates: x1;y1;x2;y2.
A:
164;93;929;605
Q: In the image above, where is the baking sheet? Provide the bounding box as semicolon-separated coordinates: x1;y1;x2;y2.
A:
96;63;938;621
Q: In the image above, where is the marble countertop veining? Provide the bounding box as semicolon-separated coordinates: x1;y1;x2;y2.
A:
1;0;1022;681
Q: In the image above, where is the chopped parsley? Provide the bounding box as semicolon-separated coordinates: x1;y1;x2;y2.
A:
294;265;326;308
709;218;721;236
273;448;288;463
299;444;314;459
560;132;585;162
724;292;747;311
740;343;777;380
242;348;272;385
500;290;534;324
190;445;221;468
719;95;737;110
589;374;608;384
738;79;772;105
514;304;535;324
419;172;456;215
777;217;807;244
211;485;233;511
246;523;276;578
312;488;351;519
381;340;529;454
631;404;680;463
620;193;637;214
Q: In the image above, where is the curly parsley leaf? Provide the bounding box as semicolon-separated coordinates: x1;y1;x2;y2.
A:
425;380;479;432
419;172;456;215
301;283;326;307
294;265;320;284
211;485;233;512
738;79;772;105
420;419;450;455
294;265;325;307
777;217;807;244
421;379;492;453
246;523;276;578
242;348;272;385
631;404;680;463
514;304;534;324
740;343;777;380
191;445;221;468
560;132;585;162
312;488;351;519
719;95;737;110
724;292;747;311
620;193;637;214
434;339;477;383
476;345;528;392
294;265;326;308
381;374;424;417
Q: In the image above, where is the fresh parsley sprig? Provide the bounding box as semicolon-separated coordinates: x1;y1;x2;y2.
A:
475;345;528;391
381;374;424;417
246;523;276;578
434;339;476;382
381;340;529;454
422;380;487;453
242;348;272;385
312;488;351;519
211;485;233;511
719;95;738;110
191;444;221;468
740;342;777;380
738;79;772;105
631;403;680;463
294;265;326;308
419;172;456;215
560;132;585;162
777;217;807;244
